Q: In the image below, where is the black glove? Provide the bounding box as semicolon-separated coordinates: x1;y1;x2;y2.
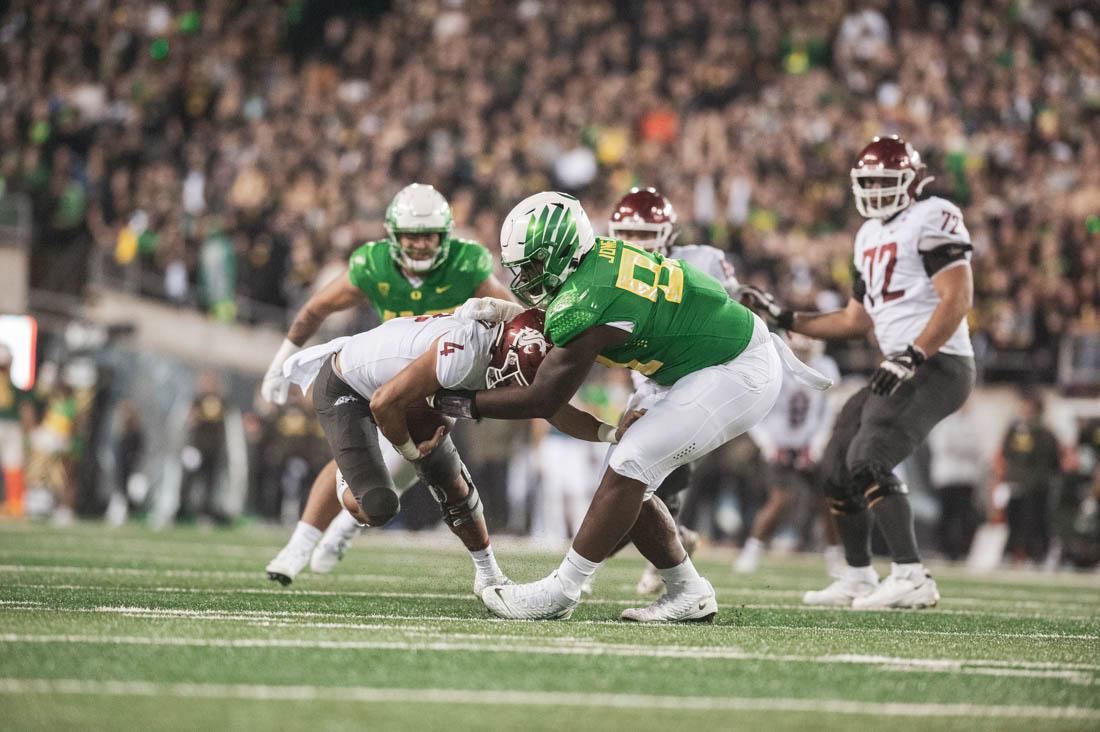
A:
737;285;794;330
869;345;926;396
426;389;480;420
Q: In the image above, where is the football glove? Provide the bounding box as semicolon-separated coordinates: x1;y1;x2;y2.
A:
455;297;525;323
261;339;300;405
426;389;480;420
869;345;926;396
737;285;793;330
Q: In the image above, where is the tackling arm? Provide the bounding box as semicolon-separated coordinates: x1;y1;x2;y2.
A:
789;298;875;341
473;325;630;420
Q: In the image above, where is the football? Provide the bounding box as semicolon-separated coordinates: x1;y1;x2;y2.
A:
406;397;453;443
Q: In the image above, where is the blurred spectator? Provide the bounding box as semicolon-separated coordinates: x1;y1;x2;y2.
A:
25;377;79;525
0;1;1096;383
992;390;1063;563
928;400;983;560
0;344;34;517
177;371;229;524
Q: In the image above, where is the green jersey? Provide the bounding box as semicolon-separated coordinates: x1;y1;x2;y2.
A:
347;238;493;321
545;238;755;386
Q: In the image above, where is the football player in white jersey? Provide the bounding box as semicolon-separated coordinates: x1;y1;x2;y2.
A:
602;187;745;594
281;309;625;596
737;333;844;575
743;135;975;609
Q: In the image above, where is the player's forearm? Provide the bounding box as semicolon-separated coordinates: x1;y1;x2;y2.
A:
912;291;970;358
790;307;870;341
286;303;331;346
369;387;413;448
547;404;607;442
474;384;564;420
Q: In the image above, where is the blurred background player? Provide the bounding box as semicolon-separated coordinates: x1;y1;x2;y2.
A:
744;135;975;609
262;183;514;584
604;187;745;594
737;333;844;576
0;345;34;517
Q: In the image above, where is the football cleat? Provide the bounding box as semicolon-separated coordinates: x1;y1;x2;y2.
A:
802;571;878;607
474;573;513;597
480;572;577;620
621;579;717;623
265;544;312;586
852;565;940;610
734;537;764;574
310;512;360;574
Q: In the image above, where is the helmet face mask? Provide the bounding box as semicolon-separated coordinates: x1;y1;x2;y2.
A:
500;192;595;307
608;187;679;253
385;183;453;274
850;136;931;219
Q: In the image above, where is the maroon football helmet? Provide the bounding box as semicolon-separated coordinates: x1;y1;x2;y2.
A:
850;135;933;219
608;187;679;253
486;309;552;389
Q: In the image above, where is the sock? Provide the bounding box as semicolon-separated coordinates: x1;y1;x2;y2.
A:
835;509;872;567
557;547;601;599
891;561;925;578
871;494;921;565
289;521;323;552
660;555;702;587
328;509;362;534
469;545;501;578
844;564;878;583
743;537;765;556
3;468;24;517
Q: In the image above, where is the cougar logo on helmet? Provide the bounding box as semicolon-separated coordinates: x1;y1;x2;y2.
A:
486;309;552;389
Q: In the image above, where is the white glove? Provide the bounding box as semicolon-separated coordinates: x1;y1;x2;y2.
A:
261;339;300;405
455;297;525;323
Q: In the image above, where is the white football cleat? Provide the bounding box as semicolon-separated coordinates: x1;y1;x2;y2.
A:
310;512;360;574
621;578;717;623
734;537;764;574
852;564;940;610
266;544;312;586
802;569;878;606
474;573;513;597
480;572;577;620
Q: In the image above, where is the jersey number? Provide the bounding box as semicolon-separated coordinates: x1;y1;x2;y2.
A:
615;246;684;303
860;242;905;308
439;341;464;356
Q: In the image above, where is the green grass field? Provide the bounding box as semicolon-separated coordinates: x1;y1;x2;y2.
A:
1;521;1098;731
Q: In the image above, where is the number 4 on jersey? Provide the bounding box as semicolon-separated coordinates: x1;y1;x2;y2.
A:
861;242;905;308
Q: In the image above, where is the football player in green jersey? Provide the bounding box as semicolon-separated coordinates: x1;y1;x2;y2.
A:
428;192;832;621
262;183;515;585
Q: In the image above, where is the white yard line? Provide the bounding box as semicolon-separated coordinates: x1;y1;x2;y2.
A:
7;581;1097;622
0;678;1096;719
1;633;1095;684
0;564;405;583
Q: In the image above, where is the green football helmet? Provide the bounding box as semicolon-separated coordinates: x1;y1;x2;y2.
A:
385;183;453;274
499;192;596;307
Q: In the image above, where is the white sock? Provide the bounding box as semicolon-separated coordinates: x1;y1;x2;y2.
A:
660;556;702;587
742;537;765;556
557;547;601;599
470;545;502;578
844;564;878;583
327;509;361;535
892;561;925;578
289;521;323;552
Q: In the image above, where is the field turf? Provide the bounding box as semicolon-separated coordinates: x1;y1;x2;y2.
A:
1;521;1098;731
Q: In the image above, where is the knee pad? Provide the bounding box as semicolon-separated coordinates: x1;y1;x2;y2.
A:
359;485;399;526
851;463;907;508
433;466;484;528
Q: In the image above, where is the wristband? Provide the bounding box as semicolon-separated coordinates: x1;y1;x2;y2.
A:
906;344;927;365
597;423;618;444
395;438;420;462
777;310;795;331
428;389;481;420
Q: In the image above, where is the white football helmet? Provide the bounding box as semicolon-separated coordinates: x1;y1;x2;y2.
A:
499;192;596;307
385;183;454;273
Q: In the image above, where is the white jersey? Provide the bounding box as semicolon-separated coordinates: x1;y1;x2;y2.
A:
336;314;496;398
753;354;840;453
853;196;973;357
630;244;740;393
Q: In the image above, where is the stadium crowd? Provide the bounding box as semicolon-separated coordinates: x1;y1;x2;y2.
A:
2;0;1098;378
